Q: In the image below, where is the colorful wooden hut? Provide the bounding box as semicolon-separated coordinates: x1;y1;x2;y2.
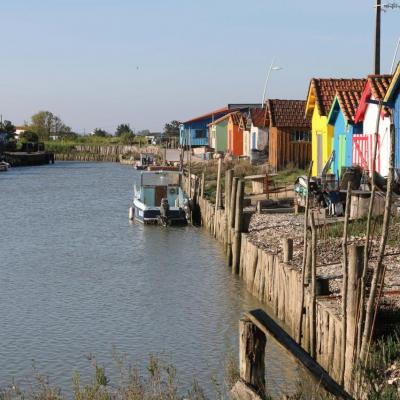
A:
266;99;311;171
227;111;245;157
242;108;269;159
353;75;392;176
383;65;400;170
305;78;366;176
179;107;229;147
327;90;363;178
208;115;229;153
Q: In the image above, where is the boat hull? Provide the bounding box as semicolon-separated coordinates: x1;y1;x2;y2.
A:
133;200;187;225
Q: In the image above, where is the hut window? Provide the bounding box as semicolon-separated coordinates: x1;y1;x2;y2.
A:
291;131;311;142
194;129;206;138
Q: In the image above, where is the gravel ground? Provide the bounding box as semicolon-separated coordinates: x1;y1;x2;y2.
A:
247;211;400;314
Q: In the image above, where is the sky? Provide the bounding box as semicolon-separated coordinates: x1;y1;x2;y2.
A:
1;0;400;133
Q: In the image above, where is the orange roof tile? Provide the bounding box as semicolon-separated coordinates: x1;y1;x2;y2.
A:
336;90;362;123
367;75;392;100
307;78;366;117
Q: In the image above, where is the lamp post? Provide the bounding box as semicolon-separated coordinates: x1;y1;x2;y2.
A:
373;1;400;74
261;57;283;106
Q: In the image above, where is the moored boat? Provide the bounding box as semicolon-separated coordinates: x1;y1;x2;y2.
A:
134;153;156;170
130;170;189;225
0;161;11;172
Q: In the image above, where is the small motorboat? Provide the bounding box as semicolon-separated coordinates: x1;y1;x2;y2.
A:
130;170;189;225
0;161;11;172
134;153;155;170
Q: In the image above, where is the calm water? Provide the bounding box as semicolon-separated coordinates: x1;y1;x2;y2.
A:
0;162;298;396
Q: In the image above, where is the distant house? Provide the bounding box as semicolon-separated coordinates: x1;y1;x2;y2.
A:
243;108;268;159
179;107;230;147
208;115;229;153
305;78;366;176
15;126;26;138
353;75;392;176
266;99;311;171
328;90;363;178
145;132;162;145
383;65;400;170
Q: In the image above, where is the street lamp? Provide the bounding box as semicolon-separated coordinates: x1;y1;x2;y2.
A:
261;57;283;106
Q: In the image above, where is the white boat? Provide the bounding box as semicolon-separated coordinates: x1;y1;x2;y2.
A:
0;161;10;172
130;170;189;225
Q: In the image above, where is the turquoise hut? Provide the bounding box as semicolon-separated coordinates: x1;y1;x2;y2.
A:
327;90;363;178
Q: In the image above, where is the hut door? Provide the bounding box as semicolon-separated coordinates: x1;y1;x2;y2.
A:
155;186;167;206
317;133;323;175
338;135;346;176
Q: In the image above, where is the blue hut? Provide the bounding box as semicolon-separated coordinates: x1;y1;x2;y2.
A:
384;63;400;170
327;90;363;178
179;107;229;147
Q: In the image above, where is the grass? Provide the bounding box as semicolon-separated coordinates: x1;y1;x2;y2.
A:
317;215;400;246
355;330;400;399
0;350;242;400
190;159;268;203
44;136;149;154
1;340;399;399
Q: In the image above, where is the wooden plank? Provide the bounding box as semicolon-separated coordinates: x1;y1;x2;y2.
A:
245;309;354;400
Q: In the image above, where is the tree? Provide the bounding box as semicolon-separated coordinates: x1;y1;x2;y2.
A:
92;128;109;137
0;120;16;134
19;131;39;143
0;120;17;151
119;131;135;144
26;111;72;140
164;120;181;137
115;123;133;136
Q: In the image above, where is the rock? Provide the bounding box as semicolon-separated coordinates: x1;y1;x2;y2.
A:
229;380;263;400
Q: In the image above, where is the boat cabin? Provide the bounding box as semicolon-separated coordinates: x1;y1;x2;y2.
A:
135;171;184;207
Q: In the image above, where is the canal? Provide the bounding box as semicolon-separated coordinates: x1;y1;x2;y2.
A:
0;162;298;396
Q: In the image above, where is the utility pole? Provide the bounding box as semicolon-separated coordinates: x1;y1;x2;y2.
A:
375;0;382;74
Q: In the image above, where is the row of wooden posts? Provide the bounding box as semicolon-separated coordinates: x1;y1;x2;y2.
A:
184;160;360;396
183;153;394;397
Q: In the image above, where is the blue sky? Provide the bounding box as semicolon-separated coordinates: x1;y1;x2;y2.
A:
1;0;399;133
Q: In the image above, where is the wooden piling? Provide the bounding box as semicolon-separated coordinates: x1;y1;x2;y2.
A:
232;179;244;274
344;245;363;391
309;212;317;359
200;172;205;198
227;177;238;265
225;169;233;250
282;238;293;263
239;317;266;397
340;182;352;385
214;157;223;237
304;245;312;285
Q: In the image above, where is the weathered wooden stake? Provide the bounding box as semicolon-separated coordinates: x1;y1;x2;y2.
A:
344;245;363;390
296;161;313;344
304;245;312;285
340;182;352;385
232;179;244;274
239;317;266;397
282;238;293;263
200;172;205;198
225;169;233;250
309;211;317;359
214;157;223;237
227;177;238;264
